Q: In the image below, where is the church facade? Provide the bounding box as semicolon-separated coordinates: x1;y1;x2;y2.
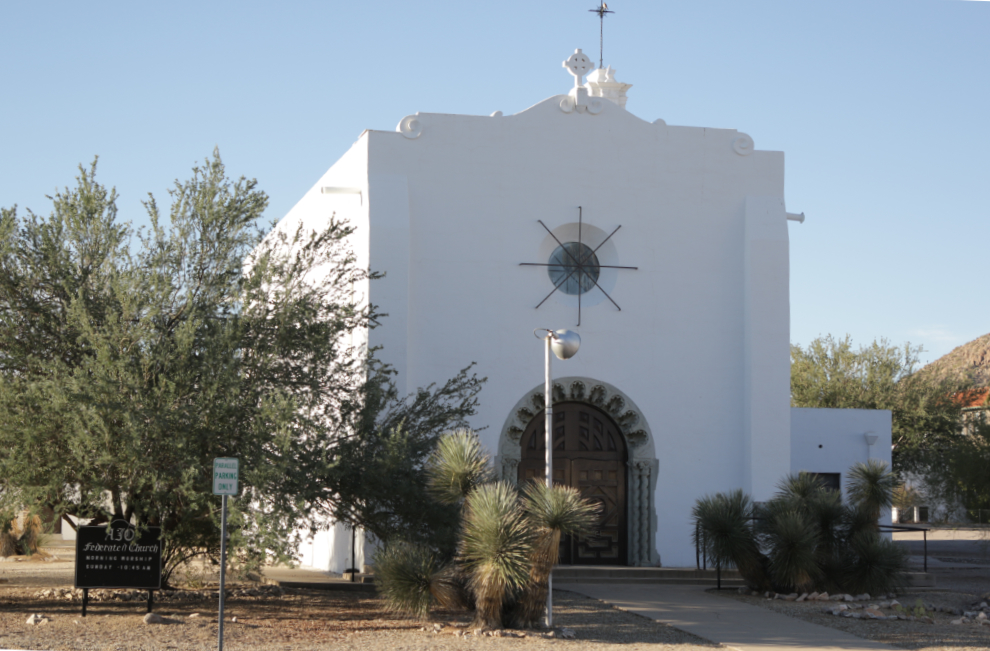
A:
284;50;892;571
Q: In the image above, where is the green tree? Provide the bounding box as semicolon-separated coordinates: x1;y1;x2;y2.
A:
917;413;990;521
791;335;970;469
0;154;484;582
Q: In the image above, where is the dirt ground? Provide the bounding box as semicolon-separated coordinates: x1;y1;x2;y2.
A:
0;560;717;651
4;531;990;651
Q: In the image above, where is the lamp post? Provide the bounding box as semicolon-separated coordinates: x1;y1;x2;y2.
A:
533;328;581;628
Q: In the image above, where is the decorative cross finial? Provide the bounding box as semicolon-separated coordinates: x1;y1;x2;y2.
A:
563;49;594;89
588;3;615;69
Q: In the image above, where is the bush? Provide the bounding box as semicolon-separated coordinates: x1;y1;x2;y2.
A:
694;462;907;594
374;542;459;620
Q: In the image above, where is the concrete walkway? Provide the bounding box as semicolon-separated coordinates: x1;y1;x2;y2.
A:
565;583;894;651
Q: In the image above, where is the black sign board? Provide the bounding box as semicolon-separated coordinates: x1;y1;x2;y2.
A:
74;521;162;590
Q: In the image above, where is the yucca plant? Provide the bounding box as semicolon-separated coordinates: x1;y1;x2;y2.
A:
693;462;907;595
805;489;847;591
426;429;494;505
460;482;534;629
777;472;827;502
515;480;599;627
840;532;907;595
692;489;769;590
374;542;458;619
758;507;820;592
846;460;898;525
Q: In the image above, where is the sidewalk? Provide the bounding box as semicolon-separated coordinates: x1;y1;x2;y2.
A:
262;566;376;592
565;583;894;651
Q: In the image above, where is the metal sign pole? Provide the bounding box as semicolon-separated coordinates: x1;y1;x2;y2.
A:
212;457;238;651
544;335;553;629
218;494;228;651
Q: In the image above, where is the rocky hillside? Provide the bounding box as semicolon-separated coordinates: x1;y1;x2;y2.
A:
921;332;990;387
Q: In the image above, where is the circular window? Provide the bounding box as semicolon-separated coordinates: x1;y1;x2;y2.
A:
547;242;600;295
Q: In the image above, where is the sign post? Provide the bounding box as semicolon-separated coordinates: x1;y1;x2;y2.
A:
74;520;162;616
213;458;239;651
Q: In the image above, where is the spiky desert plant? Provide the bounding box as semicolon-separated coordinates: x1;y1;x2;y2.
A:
847;460;898;525
840;533;907;595
515;480;599;627
759;507;820;592
374;542;460;619
777;472;827;502
427;429;494;505
804;489;847;589
692;489;769;590
460;482;534;629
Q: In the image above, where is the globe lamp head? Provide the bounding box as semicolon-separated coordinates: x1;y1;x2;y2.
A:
550;329;581;360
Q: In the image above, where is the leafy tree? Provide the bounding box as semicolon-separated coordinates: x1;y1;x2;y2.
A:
791;335;971;469
0;154;484;583
917;414;990;521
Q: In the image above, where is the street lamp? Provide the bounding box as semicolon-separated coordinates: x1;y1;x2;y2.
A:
533;328;581;628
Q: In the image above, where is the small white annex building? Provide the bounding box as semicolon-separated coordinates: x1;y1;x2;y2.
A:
283;50;892;571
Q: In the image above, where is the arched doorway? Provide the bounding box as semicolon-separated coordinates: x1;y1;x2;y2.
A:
518;401;627;565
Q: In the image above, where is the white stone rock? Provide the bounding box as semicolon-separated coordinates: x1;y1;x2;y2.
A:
143;613;164;624
843;594;854;602
950;618;964;625
560;628;576;639
796;593;808;602
26;613;48;625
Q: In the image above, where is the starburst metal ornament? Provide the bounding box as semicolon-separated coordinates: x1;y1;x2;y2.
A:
520;207;637;326
589;2;615;69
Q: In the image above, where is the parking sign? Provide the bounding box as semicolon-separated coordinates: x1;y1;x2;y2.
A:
213;458;239;495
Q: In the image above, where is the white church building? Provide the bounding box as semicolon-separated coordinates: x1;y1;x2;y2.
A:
282;50;892;571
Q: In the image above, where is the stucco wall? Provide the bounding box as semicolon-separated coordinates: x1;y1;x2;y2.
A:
280;85;798;569
791;407;894;526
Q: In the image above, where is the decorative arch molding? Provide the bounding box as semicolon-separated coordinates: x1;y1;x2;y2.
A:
495;376;660;566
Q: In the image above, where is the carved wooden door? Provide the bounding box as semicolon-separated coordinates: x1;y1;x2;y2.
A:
518;401;627;565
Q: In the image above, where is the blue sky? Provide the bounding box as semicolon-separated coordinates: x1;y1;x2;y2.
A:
2;0;987;365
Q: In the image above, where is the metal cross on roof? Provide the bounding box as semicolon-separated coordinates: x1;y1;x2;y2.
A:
520;207;637;326
588;3;615;69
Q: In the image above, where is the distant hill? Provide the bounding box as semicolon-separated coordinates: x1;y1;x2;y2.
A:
921;333;990;387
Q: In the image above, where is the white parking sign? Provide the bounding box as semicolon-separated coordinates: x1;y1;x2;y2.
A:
213;458;239;496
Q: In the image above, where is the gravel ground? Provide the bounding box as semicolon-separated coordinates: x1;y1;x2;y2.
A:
0;585;719;651
718;589;990;651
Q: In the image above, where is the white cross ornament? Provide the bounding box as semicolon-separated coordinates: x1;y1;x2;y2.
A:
563;49;594;88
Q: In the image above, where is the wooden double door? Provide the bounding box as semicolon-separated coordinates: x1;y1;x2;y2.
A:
518;401;627;565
